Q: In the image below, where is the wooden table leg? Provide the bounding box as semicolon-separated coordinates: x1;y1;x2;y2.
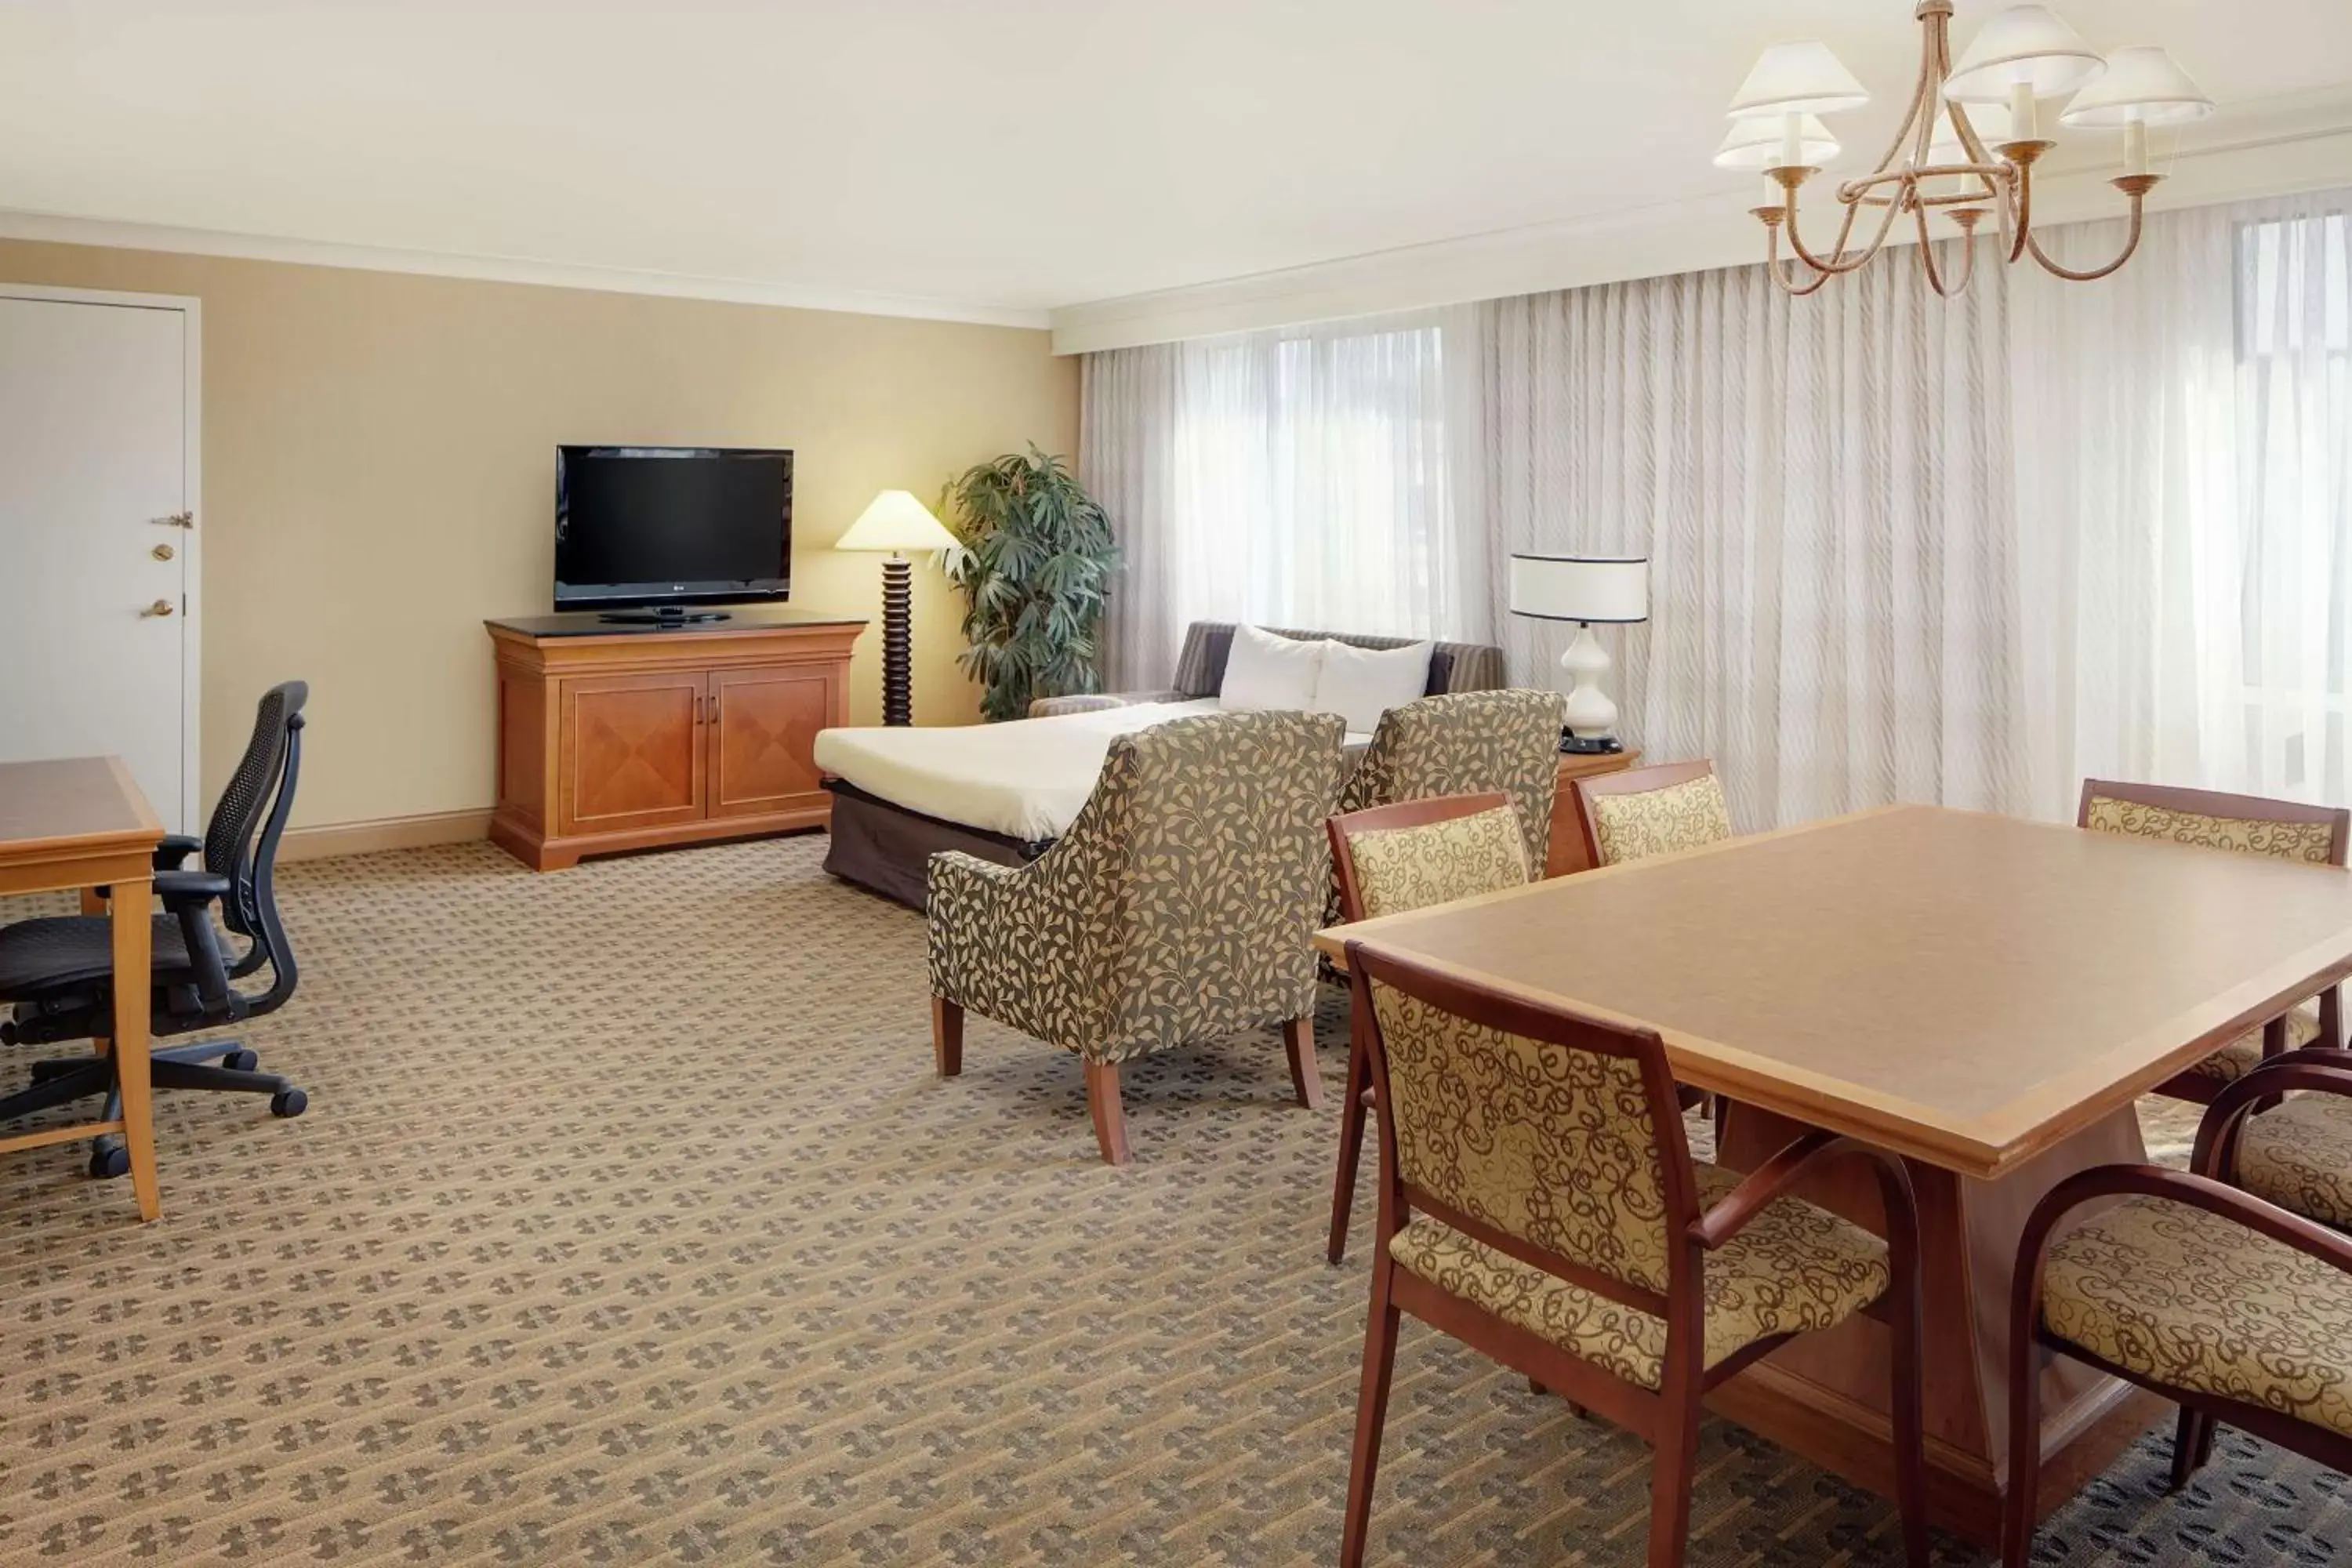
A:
110;877;160;1221
1705;1102;2162;1548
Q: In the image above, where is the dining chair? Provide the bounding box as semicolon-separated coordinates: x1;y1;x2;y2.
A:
927;708;1344;1165
1572;758;1735;1134
2079;779;2350;1101
2195;1044;2352;1235
1323;792;1530;1264
1338;936;1929;1568
2004;1072;2352;1566
1573;758;1734;868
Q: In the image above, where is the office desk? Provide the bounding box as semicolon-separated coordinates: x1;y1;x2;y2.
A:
0;757;165;1220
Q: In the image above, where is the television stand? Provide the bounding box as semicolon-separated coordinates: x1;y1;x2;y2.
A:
485;612;866;870
595;608;731;625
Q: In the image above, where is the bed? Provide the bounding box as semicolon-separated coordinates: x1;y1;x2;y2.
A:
816;622;1506;908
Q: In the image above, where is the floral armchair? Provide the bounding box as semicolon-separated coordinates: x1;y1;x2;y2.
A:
926;708;1346;1164
1328;689;1567;927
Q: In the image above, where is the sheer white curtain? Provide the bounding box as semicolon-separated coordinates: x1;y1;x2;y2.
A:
2016;189;2352;812
1083;311;1490;688
1480;247;2024;827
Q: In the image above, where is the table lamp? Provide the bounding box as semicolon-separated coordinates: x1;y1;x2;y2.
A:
836;490;960;727
1507;554;1650;754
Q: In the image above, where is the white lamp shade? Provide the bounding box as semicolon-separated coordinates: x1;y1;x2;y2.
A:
1944;5;2105;102
1726;42;1869;118
1714;114;1839;170
1926;102;2014;162
835;489;960;554
2060;45;2214;128
1508;555;1650;625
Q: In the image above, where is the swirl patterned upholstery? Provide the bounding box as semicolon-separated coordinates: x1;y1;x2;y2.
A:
2239;1094;2352;1230
1340;804;1529;921
927;709;1345;1067
1587;773;1735;867
2080;782;2350;1098
2083;794;2339;864
2038;1194;2352;1440
1389;1164;1889;1390
1364;980;1892;1385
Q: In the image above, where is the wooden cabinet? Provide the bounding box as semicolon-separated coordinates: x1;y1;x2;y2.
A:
488;611;865;871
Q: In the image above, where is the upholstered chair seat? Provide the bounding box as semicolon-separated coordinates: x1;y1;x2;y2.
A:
2038;1194;2352;1439
2005;1050;2352;1565
927;708;1346;1164
2079;782;2350;1102
2238;1092;2352;1230
2183;1004;2324;1086
1388;1163;1889;1391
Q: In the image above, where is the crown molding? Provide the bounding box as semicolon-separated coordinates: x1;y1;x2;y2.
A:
0;209;1054;332
1050;85;2352;355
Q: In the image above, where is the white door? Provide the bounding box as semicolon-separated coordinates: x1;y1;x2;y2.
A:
0;289;198;831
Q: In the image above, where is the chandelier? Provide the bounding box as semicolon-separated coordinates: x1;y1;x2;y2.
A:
1715;2;2214;297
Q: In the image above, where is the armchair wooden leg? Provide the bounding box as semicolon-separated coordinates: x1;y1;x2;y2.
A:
1283;1016;1321;1111
2001;1338;2045;1566
2169;1406;2216;1492
1327;1022;1370;1265
1339;1253;1401;1568
931;997;964;1078
1084;1059;1131;1166
1646;1370;1702;1568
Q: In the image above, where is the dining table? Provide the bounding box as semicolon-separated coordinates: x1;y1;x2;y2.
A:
1313;802;2352;1548
0;756;165;1220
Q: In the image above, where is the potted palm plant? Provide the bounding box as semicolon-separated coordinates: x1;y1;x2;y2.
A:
941;446;1119;721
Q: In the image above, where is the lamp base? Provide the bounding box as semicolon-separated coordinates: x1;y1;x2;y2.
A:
1559;621;1620;742
1558;731;1624;756
880;555;913;727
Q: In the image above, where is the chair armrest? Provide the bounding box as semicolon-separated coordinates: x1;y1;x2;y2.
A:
2019;1163;2352;1291
152;834;205;871
1028;689;1186;719
1689;1130;1917;1253
154;869;233;906
2194;1051;2352;1184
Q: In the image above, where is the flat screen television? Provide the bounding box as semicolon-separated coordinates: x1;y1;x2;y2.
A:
555;445;793;619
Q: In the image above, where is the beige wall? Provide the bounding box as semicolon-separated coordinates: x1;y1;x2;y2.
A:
0;238;1077;830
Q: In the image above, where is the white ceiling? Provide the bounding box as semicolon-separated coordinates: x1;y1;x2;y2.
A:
0;1;2347;336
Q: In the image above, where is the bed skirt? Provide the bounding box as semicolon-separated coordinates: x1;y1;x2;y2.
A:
822;781;1052;910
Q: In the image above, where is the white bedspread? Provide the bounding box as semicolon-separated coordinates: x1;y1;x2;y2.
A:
815;700;1224;841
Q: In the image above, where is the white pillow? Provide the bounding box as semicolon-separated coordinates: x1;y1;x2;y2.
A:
1312;639;1434;735
1218;625;1326;712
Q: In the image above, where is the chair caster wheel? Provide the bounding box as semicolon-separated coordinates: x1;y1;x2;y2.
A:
88;1143;129;1180
270;1088;307;1118
224;1048;259;1072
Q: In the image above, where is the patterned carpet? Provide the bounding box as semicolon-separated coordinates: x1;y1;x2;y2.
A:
0;836;2343;1566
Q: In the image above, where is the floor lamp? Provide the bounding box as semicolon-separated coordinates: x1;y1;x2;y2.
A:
835;490;960;727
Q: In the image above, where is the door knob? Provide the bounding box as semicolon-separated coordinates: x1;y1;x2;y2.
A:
152;543;175;561
142;599;176;617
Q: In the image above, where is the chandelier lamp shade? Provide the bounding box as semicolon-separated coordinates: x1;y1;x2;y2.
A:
835;489;961;728
1715;2;2214;298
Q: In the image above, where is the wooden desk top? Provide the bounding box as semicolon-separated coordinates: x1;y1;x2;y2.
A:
0;756;164;858
1317;804;2352;1178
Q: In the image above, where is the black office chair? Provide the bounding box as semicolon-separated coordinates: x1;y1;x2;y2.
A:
0;681;309;1177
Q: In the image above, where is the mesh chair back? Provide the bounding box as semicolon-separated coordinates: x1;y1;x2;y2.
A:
205;681;308;936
